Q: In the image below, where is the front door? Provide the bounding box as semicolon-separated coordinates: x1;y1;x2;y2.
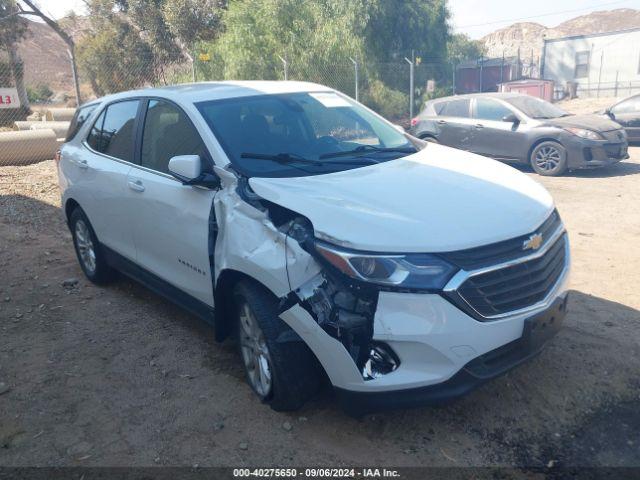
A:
125;99;217;306
469;98;528;161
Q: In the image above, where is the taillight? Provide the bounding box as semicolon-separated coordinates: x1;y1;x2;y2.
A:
410;117;418;127
54;149;61;165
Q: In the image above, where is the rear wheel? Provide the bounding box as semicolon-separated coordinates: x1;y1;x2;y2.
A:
70;208;114;284
530;141;568;176
233;280;321;411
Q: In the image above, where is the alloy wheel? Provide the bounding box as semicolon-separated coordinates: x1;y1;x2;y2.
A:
238;302;273;397
534;145;562;172
75;219;96;273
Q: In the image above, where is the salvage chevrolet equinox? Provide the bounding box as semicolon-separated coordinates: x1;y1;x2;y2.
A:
58;82;571;414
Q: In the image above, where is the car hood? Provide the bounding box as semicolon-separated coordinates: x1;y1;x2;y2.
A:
544;113;620;132
249;144;554;253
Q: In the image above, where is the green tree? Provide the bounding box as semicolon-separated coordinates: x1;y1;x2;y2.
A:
447;33;485;64
0;0;30;117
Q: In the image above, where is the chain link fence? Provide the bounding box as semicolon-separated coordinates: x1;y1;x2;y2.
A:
0;52;457;166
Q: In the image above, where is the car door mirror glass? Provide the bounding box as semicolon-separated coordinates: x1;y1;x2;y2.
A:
168;155;202;181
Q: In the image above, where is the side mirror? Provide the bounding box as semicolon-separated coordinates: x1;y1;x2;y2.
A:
169;154;202;181
605;109;615;120
502;113;520;124
168;154;221;189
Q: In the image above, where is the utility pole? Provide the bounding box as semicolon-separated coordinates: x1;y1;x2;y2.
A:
405;57;414;119
277;55;288;81
349;57;359;102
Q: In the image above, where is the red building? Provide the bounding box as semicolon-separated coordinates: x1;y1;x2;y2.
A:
455;57;521;94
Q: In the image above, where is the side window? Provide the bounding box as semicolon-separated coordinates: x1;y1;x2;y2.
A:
474;98;514;121
86;109;106;151
575;51;590;78
86;100;140;163
66;104;98;141
140;100;207;174
440;99;470;118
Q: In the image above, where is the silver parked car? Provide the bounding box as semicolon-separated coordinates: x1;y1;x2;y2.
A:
410;93;629;176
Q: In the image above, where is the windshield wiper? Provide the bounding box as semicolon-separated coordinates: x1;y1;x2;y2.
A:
319;145;416;159
241;152;319;165
241;152;379;167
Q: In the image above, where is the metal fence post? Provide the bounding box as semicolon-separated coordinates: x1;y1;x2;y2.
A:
349;57;359;102
277;55;288;81
597;51;603;98
404;57;414;119
184;52;196;83
614;71;619;97
452;62;456;95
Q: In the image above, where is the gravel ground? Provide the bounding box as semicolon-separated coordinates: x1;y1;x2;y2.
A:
1;115;639;468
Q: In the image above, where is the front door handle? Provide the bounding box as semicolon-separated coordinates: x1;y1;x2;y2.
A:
475;124;484;129
128;179;145;192
436;120;447;125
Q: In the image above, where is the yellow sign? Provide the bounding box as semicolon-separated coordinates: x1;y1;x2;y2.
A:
198;53;211;62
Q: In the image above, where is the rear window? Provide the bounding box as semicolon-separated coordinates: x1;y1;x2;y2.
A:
65;104;98;141
86;100;140;163
438;99;470;118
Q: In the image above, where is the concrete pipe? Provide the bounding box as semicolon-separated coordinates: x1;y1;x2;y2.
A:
0;129;59;165
14;121;44;131
30;121;70;138
45;108;76;122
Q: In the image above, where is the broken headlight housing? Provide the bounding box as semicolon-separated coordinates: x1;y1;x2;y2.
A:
315;241;458;290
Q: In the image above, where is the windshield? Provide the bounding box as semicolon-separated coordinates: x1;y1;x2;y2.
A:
196;91;416;177
504;96;570;119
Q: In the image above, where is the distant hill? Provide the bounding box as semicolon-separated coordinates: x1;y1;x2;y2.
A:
13;16;89;95
481;8;640;61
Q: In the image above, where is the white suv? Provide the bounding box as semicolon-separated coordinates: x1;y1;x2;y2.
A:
58;81;570;414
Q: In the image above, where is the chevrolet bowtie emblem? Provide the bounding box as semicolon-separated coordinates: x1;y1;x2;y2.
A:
523;233;543;251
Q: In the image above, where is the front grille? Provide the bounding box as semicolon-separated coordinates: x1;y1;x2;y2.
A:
440;210;561;270
457;234;567;317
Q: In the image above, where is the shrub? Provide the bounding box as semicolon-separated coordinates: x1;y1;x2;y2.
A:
362;80;408;120
27;84;53;103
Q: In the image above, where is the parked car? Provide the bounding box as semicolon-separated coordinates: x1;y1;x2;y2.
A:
602;94;640;143
58;82;570;414
410;92;629;176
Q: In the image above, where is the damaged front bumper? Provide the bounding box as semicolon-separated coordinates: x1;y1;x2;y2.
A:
279;272;570;414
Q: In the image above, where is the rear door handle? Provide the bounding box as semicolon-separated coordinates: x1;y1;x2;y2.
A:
128;179;145;192
475;124;484;129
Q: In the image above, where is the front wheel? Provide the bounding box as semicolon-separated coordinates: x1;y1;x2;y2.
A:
530;141;568;176
233;280;321;411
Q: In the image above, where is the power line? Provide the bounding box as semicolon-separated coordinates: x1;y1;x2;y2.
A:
456;0;636;29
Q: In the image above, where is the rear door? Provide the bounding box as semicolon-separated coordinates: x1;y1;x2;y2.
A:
125;98;216;306
433;98;475;150
611;96;640;142
71;99;140;261
469;98;528;161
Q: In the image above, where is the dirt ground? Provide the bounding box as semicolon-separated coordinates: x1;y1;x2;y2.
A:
1;107;639;468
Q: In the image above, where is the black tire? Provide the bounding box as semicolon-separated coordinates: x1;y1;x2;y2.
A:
530;141;568;176
420;135;439;143
233;280;321;411
69;207;114;284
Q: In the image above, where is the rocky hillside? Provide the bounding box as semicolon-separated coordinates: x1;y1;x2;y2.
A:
481;8;640;60
13;17;89;95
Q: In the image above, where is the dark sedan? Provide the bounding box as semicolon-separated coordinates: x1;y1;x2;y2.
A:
410;93;629;176
604;94;640;143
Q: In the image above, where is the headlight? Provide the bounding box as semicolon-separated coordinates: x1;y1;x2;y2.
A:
564;127;604;140
315;241;458;290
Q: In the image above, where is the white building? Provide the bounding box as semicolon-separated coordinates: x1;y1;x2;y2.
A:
541;27;640;98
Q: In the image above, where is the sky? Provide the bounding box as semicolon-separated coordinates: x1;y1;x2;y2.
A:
30;0;640;39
